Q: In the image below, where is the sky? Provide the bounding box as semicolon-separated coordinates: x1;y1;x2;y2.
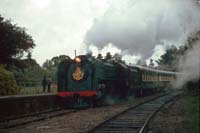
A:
0;0;200;65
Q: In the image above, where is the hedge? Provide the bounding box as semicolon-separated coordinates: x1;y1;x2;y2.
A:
0;66;19;95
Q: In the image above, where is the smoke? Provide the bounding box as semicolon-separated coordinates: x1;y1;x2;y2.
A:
174;40;200;88
85;0;200;62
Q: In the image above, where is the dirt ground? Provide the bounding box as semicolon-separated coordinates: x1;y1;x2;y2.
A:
5;93;164;133
5;92;198;133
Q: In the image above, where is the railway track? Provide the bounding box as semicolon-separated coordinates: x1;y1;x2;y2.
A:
0;108;76;130
88;91;181;133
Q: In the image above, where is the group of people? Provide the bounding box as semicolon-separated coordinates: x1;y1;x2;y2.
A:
42;76;52;92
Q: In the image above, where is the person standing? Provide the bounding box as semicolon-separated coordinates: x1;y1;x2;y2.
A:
42;76;47;92
47;76;52;92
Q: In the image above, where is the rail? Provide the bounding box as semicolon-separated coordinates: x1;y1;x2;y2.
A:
88;91;182;133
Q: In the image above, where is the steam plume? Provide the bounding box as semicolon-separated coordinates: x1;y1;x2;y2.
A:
85;0;200;61
175;40;200;88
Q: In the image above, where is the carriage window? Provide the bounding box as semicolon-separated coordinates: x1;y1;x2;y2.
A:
161;76;163;81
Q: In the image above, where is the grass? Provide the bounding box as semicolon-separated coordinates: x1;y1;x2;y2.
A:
18;85;57;95
180;91;200;133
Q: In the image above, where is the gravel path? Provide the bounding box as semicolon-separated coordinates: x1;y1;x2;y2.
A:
7;93;164;133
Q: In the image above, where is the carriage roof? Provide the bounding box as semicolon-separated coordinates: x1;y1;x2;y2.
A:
128;64;180;75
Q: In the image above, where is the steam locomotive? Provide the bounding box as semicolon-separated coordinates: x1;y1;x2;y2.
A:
57;55;177;107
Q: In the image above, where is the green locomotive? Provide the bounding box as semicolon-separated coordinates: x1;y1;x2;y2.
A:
57;55;177;107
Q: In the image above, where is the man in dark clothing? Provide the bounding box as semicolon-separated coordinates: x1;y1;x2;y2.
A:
42;76;47;92
47;76;52;92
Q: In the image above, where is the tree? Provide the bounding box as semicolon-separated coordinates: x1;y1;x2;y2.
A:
0;15;35;65
113;53;122;62
156;46;179;70
52;55;70;67
42;59;53;70
9;58;46;86
42;55;71;83
105;52;112;60
43;55;70;70
149;59;154;68
27;52;32;59
156;30;200;71
97;53;103;60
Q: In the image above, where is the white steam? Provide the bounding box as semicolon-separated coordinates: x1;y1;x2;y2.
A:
85;0;200;62
175;40;200;88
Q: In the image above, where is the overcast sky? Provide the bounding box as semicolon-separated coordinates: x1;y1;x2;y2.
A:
0;0;200;65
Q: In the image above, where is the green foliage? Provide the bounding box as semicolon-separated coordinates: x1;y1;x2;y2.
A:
156;45;179;71
8;58;49;87
180;93;200;133
156;30;200;71
0;66;20;95
97;53;103;60
42;55;71;83
27;52;32;59
11;58;40;70
42;59;53;71
97;52;125;63
13;66;49;87
0;14;35;65
105;52;112;60
149;59;154;68
43;55;70;70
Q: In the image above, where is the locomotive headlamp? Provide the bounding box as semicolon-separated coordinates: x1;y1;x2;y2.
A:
75;57;81;63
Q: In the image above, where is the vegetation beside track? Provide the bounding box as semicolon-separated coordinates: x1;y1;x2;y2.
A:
0;66;20;95
179;90;200;133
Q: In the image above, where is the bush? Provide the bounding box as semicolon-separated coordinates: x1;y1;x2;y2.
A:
0;66;20;95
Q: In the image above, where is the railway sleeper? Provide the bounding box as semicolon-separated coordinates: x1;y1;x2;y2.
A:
94;128;139;133
125;111;153;114
107;120;146;124
115;117;149;121
118;112;152;119
133;107;160;112
101;123;144;128
140;103;163;107
109;119;147;122
120;111;152;118
94;130;138;133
